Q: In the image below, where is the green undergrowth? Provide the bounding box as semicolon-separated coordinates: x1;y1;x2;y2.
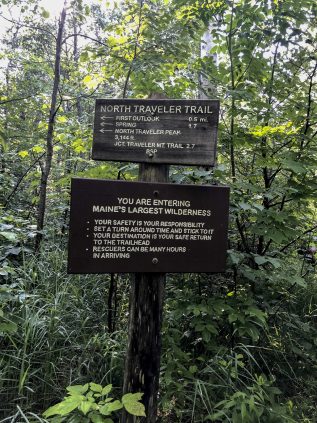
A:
1;243;317;422
0;245;129;419
160;266;317;422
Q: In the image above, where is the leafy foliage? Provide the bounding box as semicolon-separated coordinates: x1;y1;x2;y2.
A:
43;382;145;421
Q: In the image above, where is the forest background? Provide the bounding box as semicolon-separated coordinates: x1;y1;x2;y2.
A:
0;0;317;422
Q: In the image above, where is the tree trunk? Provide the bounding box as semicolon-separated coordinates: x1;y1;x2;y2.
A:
34;4;67;252
108;273;117;333
73;8;83;120
199;23;217;99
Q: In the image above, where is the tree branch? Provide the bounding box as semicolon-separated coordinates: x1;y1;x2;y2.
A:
279;225;317;253
3;141;60;208
0;13;56;39
122;0;144;99
0;94;41;105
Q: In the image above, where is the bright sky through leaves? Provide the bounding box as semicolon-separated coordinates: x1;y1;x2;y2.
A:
40;0;67;17
40;0;117;17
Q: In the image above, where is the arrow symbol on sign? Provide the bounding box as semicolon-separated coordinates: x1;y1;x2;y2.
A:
100;129;112;133
101;122;112;126
101;116;112;120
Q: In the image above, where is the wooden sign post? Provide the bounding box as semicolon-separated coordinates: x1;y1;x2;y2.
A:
122;163;168;423
67;97;227;423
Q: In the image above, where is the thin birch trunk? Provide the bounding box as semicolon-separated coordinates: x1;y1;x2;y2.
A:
34;3;67;252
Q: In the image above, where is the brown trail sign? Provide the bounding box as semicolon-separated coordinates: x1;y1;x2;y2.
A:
68;178;229;274
92;99;219;166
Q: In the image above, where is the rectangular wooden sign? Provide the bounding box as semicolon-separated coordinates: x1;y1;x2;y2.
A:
68;178;229;273
92;99;219;166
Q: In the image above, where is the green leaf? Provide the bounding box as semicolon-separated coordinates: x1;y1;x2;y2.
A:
32;145;45;154
83;75;92;84
41;8;50;18
0;268;8;276
229;316;239;325
122;393;146;417
90;382;103;393
293;277;307;288
266;257;281;268
281;157;306;173
6;246;22;256
66;384;89;395
18;150;29;158
238;202;253;210
101;384;112;396
0;231;18;242
57;116;67;123
107;400;123;413
241;402;247;420
267;230;287;244
80;400;92;415
227;250;244;266
189;365;197;374
100;400;122;415
43;397;81;417
254;255;267;265
0;321;17;334
80;51;89;62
